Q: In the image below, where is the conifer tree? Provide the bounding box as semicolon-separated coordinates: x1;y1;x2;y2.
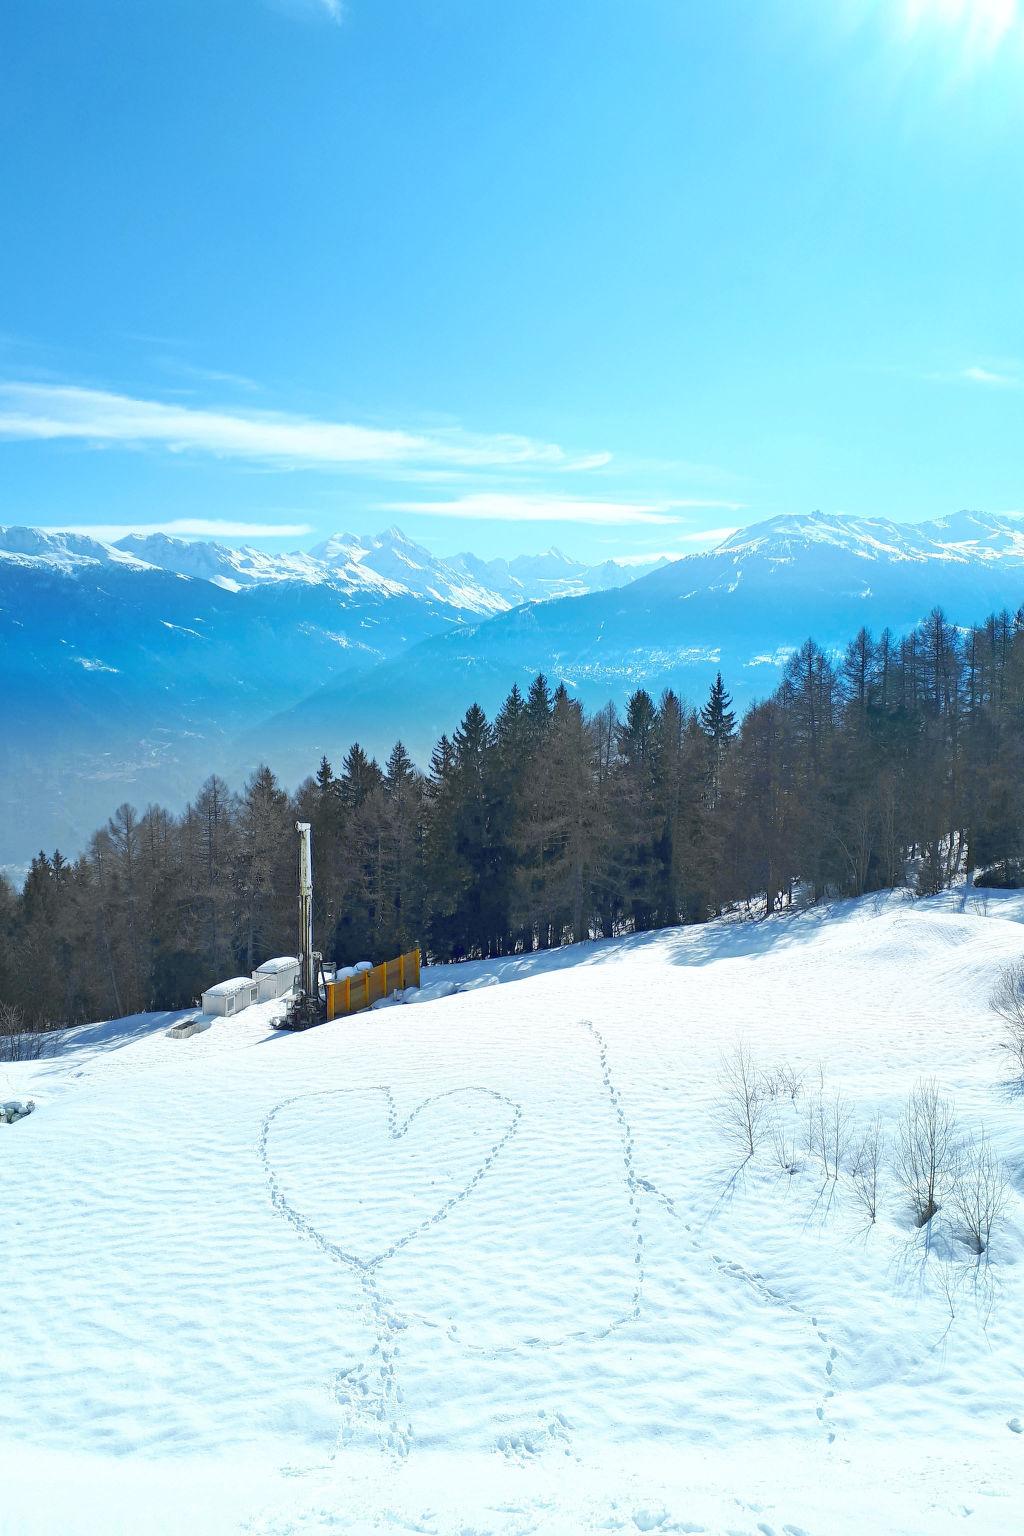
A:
5;595;1024;1017
700;672;736;809
700;672;736;742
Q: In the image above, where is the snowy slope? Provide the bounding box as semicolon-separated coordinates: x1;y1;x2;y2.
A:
3;889;1023;1535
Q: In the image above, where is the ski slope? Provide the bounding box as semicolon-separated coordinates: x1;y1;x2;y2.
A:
2;889;1023;1535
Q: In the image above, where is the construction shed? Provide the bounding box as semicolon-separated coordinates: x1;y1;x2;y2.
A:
201;977;259;1017
253;956;300;1002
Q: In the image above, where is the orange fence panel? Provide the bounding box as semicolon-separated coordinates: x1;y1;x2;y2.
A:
326;948;421;1021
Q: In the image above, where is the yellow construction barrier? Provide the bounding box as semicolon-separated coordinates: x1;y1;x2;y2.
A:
325;947;421;1021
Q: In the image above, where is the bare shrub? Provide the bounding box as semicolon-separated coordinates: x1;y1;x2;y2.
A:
762;1062;805;1102
769;1112;800;1175
892;1079;960;1227
951;1131;1009;1257
819;1091;855;1182
849;1115;886;1223
991;961;1024;1078
716;1043;768;1162
802;1081;855;1183
0;1002;67;1063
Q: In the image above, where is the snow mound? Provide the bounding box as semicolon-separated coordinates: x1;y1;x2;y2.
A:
1;1099;34;1123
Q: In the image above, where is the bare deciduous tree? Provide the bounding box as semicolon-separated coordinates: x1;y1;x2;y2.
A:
818;1091;855;1182
716;1043;767;1163
849;1114;886;1223
991;960;1024;1079
0;1002;67;1063
892;1079;959;1227
803;1080;855;1183
952;1131;1009;1257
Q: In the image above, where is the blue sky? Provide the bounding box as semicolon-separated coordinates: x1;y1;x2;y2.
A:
1;0;1023;562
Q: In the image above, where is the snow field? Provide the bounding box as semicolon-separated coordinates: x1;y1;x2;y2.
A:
1;888;1023;1534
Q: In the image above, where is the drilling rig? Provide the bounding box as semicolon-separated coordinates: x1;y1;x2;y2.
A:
276;820;324;1029
297;820;315;999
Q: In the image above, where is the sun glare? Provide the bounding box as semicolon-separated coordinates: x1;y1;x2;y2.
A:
901;0;1020;51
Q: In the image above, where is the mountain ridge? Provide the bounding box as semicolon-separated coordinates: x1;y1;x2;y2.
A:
4;509;1024;868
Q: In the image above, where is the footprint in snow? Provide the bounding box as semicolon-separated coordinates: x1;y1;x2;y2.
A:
1008;1417;1023;1434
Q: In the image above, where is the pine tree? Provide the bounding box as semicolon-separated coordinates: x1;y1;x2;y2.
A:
525;673;553;746
699;672;736;810
514;688;598;945
613;690;661;931
700;672;736;743
235;765;292;971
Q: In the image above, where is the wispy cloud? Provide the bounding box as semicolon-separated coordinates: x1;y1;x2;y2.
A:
960;364;1019;387
40;519;313;541
270;0;343;24
0;383;597;474
154;358;262;394
673;525;740;543
379;492;744;527
919;360;1022;388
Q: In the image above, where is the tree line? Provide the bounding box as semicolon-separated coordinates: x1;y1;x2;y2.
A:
2;602;1023;1025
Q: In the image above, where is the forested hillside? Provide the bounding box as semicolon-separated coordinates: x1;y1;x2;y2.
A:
3;604;1024;1025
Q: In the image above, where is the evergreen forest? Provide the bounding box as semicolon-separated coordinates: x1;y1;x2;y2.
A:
3;604;1024;1025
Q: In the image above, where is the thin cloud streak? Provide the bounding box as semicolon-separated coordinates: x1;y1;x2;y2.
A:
961;364;1019;387
154;358;263;393
379;492;743;527
0;383;596;473
673;525;740;543
40;519;314;541
271;0;344;23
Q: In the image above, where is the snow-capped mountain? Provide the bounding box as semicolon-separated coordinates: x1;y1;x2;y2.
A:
0;523;667;614
5;509;1024;868
112;532;339;594
710;507;1024;566
0;523;667;864
308;527;510;613
0;525;157;574
445;546;668;602
256;509;1024;788
107;526;658;611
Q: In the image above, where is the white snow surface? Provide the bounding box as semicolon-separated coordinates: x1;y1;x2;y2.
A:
2;888;1024;1535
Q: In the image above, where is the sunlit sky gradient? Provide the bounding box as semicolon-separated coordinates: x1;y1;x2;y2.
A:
1;0;1023;560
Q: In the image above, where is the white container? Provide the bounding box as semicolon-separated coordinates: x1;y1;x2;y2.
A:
201;977;259;1017
252;956;300;1002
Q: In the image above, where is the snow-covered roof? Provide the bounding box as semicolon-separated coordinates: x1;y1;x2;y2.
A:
202;976;257;996
254;956;299;975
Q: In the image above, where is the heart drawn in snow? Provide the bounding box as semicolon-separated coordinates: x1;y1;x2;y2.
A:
262;1086;521;1272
